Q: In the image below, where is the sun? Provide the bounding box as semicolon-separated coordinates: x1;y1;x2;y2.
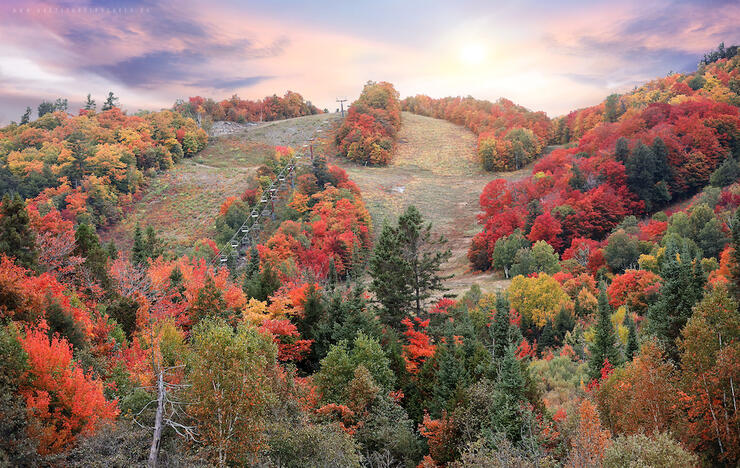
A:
459;43;487;66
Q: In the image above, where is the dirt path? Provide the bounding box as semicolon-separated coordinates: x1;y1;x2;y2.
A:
329;112;533;297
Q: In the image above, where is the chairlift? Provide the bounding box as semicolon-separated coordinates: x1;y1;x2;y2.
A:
251;210;258;218
219;255;228;263
260;196;268;203
230;240;238;249
241;226;249;234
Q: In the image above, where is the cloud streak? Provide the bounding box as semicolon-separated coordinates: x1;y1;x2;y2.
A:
0;0;737;123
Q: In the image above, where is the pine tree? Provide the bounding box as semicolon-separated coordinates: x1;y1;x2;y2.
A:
433;337;467;416
73;223;110;290
168;265;186;301
489;344;529;442
396;206;452;317
244;247;260;280
105;241;118;260
131;225;146;265
0;194;38;270
615;137;630;163
245;261;280;302
101;91;119;111
490;293;512;363
624;311;638;360
369;223;413;329
646;245;706;361
312;155;335;188
20;107;31;125
327;258;338;290
144;225;163;260
588;283;621;380
83;93;96;111
296;284;325;346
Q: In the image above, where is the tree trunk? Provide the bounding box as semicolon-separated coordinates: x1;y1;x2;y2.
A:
148;370;165;468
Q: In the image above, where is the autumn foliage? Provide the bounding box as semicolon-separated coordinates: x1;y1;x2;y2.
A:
173;91;322;123
336;81;402;165
0;106;207;228
18;322;118;454
402;94;551;171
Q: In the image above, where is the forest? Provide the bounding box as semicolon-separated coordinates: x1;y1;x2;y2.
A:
0;45;738;468
173;92;323;128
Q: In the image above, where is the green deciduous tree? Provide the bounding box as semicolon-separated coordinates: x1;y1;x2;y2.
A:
493;229;530;278
604;432;698;468
510;240;560;277
187;319;279;466
604;229;640;273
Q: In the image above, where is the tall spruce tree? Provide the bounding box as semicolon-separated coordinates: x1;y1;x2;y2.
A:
131;225;146;265
490;293;512;363
646;244;706;361
101;91;119;111
0;194;37;270
73;223;111;290
615;137;630;163
144;226;163;260
19;107;31;125
624;311;638;360
433;336;467;416
83;93;96;111
369;206;451;329
588;283;621;380
369;223;413;329
489;344;529;442
396;206;452;316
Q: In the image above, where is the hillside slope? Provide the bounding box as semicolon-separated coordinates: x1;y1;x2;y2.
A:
101;113;340;254
104;111;531;296
329;111;533;296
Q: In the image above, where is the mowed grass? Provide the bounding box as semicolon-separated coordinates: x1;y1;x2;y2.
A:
101;113;341;256
329;112;533;297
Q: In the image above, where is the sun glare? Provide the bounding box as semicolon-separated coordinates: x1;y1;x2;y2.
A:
459;43;486;65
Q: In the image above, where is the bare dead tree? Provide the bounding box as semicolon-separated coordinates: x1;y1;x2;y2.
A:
134;364;197;468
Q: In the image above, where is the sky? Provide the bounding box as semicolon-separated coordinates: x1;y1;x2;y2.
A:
0;0;738;124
